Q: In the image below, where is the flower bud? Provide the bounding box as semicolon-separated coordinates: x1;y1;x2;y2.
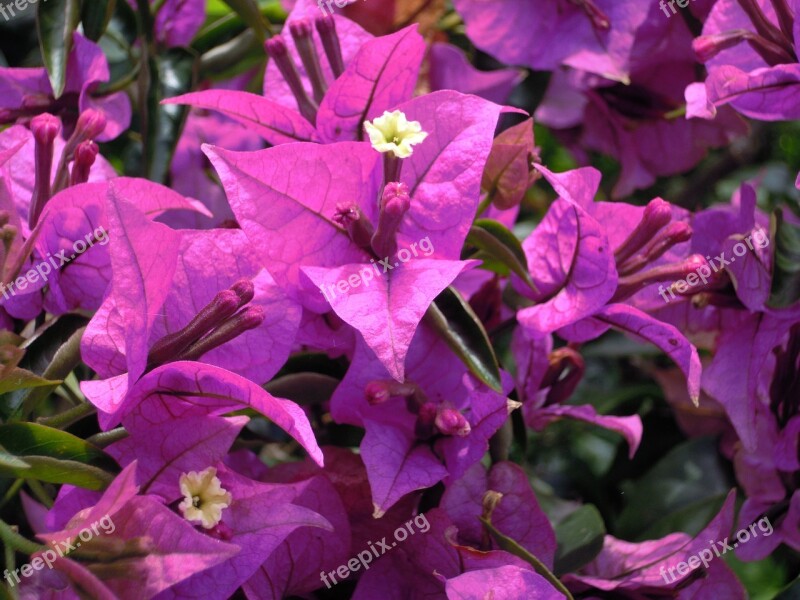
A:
435;407;471;437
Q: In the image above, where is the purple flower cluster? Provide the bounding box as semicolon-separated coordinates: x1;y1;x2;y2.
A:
0;0;798;597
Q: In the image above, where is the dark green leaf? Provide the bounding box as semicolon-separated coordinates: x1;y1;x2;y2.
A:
9;317;87;420
19;314;88;379
466;219;536;291
93;0;139;96
274;352;348;380
0;443;31;470
0;368;61;394
36;0;81;98
775;577;800;599
106;0;138;46
616;437;730;540
725;548;791;599
553;504;606;575
144;47;197;183
426;287;502;392
0;423;118;490
265;373;340;405
15;457;115;490
81;0;116;41
768;209;800;309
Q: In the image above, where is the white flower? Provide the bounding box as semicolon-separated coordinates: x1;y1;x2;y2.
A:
363;110;428;158
178;467;232;529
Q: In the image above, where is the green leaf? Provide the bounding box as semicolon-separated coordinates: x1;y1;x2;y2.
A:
81;0;117;41
553;504;606;575
144;47;197;183
36;0;81;98
615;437;730;540
9;316;87;420
94;0;139;96
467;219;536;290
775;577;800;600
768;209;800;309
265;373;340;405
0;423;118;490
0;443;31;470
480;516;573;600
0;368;61;394
726;550;791;600
106;0;138;47
426;287;502;392
218;0;267;42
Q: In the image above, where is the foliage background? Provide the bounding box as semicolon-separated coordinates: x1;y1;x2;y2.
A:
1;1;799;597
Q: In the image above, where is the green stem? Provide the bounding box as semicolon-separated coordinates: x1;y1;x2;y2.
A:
95;60;141;96
26;480;53;509
480;517;574;600
57;377;84;407
86;428;129;448
36;402;96;429
136;0;154;43
0;480;24;511
36;402;97;429
664;105;687;120
0;520;45;556
3;539;16;600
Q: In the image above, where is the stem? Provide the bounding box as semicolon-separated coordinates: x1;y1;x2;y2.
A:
736;0;794;56
1;218;44;285
136;0;154;43
86;428;129;448
480;517;574;600
136;0;152;178
0;480;23;511
36;402;96;429
3;539;16;600
0;520;45;556
664;105;687;120
95;61;142;96
769;0;795;42
26;480;53;509
56;377;84;407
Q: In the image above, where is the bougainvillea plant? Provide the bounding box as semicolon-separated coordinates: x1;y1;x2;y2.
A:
0;0;799;598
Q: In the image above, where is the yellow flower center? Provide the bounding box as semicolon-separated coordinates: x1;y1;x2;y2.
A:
178;467;232;529
364;110;428;159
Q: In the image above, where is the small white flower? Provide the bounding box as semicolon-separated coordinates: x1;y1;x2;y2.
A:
364;110;428;159
179;467;232;529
